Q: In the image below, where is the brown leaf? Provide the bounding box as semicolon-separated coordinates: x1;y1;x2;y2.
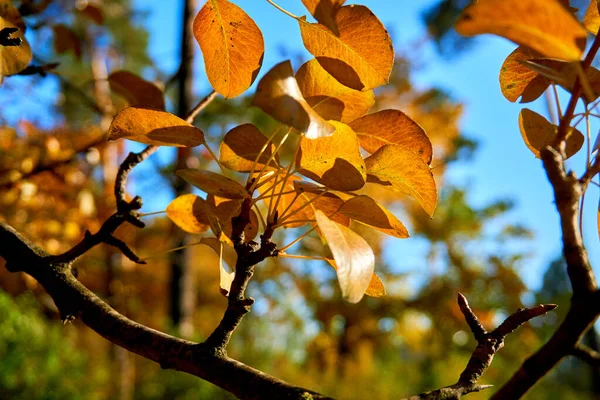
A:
301;0;346;34
78;4;103;24
108;70;165;110
252;60;335;139
365;145;437;217
316;210;375;303
339;195;409;238
219;124;279;172
177;169;249;199
349;109;432;164
326;259;385;297
193;0;264;98
518;108;584;159
525;58;600;102
52;24;81;59
299;5;394;90
296;120;366;191
456;0;587;61
296;59;374;123
499;46;550;103
166;194;210;234
206;195;258;241
108;106;204;147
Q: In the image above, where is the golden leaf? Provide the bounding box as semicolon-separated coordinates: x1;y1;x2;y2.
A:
0;0;31;76
219;124;279;172
316;210;375;303
301;0;346;34
365;145;437;217
177;169;249;199
584;0;600;34
326;259;385;297
193;0;264;98
296;59;374;123
339;195;409;238
205;195;258;242
251;61;335;139
166;194;210;234
456;0;587;61
499;46;550;103
108;106;204;147
108;70;165;110
299;4;394;90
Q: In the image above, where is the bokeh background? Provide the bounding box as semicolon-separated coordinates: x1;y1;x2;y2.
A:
0;0;599;399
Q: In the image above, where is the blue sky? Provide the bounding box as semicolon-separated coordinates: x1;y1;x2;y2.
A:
132;0;599;291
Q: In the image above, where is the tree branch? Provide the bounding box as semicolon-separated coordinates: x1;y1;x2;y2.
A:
571;343;600;367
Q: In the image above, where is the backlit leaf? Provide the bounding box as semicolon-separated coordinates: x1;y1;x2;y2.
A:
326;259;385;297
198;237;237;296
219;124;279;172
296;59;374;123
499;46;549;103
193;0;264;98
206;195;258;241
296;120;366;191
316;210;375;303
0;1;31;76
339;195;409;238
299;5;394;90
177;169;249;199
349;109;432;164
518;108;584;159
108;106;204;147
455;0;587;61
365;145;437;217
166;194;210;234
108;70;165;110
584;0;600;34
251;60;335;139
301;0;345;34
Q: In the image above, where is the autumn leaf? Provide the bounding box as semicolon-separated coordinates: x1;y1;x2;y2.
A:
499;46;550;103
301;0;345;34
205;195;258;242
316;210;375;303
198;237;237;296
52;24;81;59
296;59;374;123
299;5;394;90
108;106;204;147
166;194;210;234
455;0;587;61
296;120;366;191
326;259;385;297
518;108;584;159
78;3;103;24
251;60;335;139
219;124;279;172
584;0;600;34
0;1;31;76
349;109;432;164
365;145;437;217
339;195;409;238
177;169;249;199
108;70;165;110
193;0;264;98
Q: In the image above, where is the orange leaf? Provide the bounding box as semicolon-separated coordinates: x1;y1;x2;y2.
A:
166;194;210;234
326;259;385;298
206;195;258;242
339;195;409;238
296;59;374;123
350;109;432;164
193;0;264;98
252;61;335;139
108;70;165;110
177;169;249;199
219;124;279;172
518;108;584;159
365;145;437;217
299;5;394;90
499;46;550;103
0;1;31;76
316;210;375;303
296;120;366;191
301;0;346;35
584;0;600;34
456;0;586;61
108;106;204;147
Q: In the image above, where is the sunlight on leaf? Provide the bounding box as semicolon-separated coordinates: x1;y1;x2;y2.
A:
365;145;437;217
326;259;385;297
177;169;249;199
584;0;600;34
456;0;587;61
499;46;549;103
108;106;205;147
198;237;237;297
206;195;258;242
108;70;165;110
193;0;264;98
0;0;31;77
219;124;280;172
316;210;375;303
339;195;409;238
301;0;346;34
252;60;335;139
350;109;432;164
296;59;374;123
299;4;394;90
166;194;210;234
518;108;584;159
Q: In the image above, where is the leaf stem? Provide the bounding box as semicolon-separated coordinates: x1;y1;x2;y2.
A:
266;0;301;20
139;210;166;217
278;253;329;261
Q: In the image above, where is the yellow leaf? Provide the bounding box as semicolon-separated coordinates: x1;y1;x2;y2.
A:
108;70;165;110
198;237;237;296
219;124;279;172
499;46;550;103
349;109;432;164
166;194;210;234
296;120;366;191
251;60;335;139
299;5;394;90
301;0;346;34
177;169;249;199
584;0;600;34
518;108;584;159
339;195;409;238
316;210;375;303
108;106;204;147
326;259;385;297
296;59;374;123
193;0;264;98
205;195;258;242
0;0;31;77
455;0;587;61
365;145;437;217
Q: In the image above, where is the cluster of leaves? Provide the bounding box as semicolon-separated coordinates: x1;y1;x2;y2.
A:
106;0;438;303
